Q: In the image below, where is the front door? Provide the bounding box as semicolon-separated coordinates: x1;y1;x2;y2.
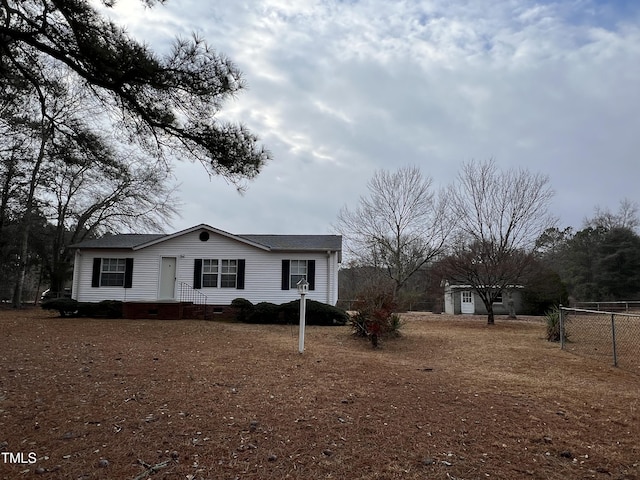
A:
461;290;474;314
159;257;176;299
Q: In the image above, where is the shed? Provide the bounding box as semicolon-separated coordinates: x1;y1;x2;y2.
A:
443;282;523;315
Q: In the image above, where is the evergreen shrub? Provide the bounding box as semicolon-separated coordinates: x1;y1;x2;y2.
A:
42;299;123;318
41;298;78;317
230;298;348;326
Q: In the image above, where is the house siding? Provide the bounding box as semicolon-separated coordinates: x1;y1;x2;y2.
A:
443;286;523;315
444;287;460;314
72;229;340;305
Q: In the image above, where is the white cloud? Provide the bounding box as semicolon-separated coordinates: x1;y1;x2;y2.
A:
101;0;640;235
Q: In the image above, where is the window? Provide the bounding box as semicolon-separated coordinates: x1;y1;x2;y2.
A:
462;291;472;303
92;258;133;288
220;260;237;288
281;259;315;291
202;259;218;287
100;258;126;286
194;259;244;290
290;260;307;288
493;292;503;304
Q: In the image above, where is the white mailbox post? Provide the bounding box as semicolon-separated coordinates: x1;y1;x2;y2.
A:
296;278;309;353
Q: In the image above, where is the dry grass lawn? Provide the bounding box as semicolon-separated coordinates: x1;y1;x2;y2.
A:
0;307;639;480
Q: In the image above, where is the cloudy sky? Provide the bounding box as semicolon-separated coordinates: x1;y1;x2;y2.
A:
104;0;640;236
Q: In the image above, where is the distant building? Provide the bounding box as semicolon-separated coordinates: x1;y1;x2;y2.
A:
443;282;523;315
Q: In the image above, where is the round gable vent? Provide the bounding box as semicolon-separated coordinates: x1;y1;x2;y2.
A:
199;231;210;242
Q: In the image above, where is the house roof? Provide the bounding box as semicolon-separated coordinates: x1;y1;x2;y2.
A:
69;234;166;249
70;224;342;253
239;234;342;251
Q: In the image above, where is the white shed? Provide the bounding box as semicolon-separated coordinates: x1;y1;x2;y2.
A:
443;282;523;315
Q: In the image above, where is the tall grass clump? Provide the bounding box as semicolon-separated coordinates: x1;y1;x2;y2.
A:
545;306;566;342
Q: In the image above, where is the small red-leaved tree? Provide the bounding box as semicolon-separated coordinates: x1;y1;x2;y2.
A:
351;286;403;347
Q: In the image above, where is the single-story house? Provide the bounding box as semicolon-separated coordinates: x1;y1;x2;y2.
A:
70;224;342;316
443;281;523;315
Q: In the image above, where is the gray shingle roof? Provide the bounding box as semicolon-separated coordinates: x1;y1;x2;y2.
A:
69;234;167;249
70;229;341;252
239;234;342;251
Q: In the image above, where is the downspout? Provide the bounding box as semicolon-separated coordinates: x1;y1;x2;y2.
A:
326;251;332;305
72;250;81;301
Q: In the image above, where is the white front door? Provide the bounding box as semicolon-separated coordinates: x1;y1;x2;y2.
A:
461;290;474;314
159;257;177;299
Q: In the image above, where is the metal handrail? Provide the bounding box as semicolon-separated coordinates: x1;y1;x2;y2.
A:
178;282;208;305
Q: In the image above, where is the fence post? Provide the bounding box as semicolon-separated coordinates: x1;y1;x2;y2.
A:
611;313;618;367
559;304;565;350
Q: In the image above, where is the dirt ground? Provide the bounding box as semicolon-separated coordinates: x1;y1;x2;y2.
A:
0;308;638;480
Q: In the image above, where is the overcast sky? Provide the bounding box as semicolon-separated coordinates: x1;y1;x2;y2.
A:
104;0;640;236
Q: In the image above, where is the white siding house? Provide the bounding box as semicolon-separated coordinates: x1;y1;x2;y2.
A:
70;224;342;306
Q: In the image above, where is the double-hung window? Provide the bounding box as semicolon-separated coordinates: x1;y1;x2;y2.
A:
101;258;126;286
194;259;244;290
281;259;315;291
91;258;133;288
290;260;308;288
220;260;237;288
202;259;218;287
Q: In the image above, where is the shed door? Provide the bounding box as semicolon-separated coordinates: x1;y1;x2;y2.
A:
461;290;474;314
159;257;177;300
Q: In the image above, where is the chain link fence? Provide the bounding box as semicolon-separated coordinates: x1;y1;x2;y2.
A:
560;306;640;373
573;301;640;313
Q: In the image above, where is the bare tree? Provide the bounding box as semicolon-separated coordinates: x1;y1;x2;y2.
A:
8;76;54;307
443;159;556;324
3;60;179;305
584;198;639;232
0;130;31;301
335;166;452;298
42;153;180;295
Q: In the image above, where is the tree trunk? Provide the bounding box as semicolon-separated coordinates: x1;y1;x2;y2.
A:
507;292;517;319
0;157;17;238
486;303;495;325
13;118;50;308
12;224;30;308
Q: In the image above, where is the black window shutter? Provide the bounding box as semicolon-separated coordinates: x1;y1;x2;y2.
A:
281;260;290;290
193;259;202;289
237;259;245;289
124;258;134;288
91;258;101;287
308;260;315;290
